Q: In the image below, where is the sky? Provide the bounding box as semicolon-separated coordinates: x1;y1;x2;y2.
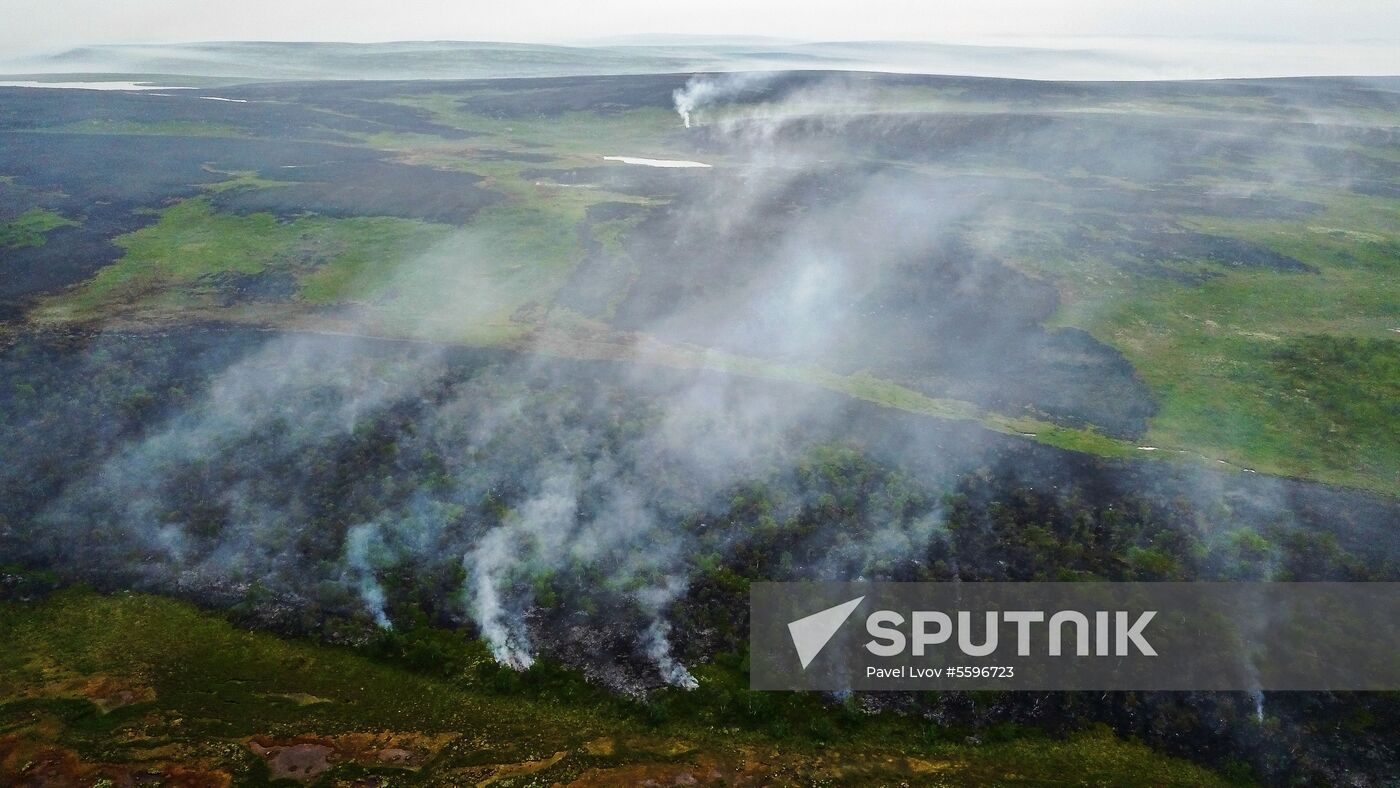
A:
4;0;1399;57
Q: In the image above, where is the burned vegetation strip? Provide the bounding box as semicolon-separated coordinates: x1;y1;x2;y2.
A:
2;326;1398;783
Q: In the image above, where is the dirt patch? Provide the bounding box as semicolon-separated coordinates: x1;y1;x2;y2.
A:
477;750;568;787
582;737;614;756
565;747;969;786
255;691;332;706
78;675;157;713
249;740;334;782
245;731;458;782
0;733;231;788
4;663;156;714
564;754;733;787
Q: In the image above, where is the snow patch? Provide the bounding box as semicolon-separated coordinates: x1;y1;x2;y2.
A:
603;155;711;169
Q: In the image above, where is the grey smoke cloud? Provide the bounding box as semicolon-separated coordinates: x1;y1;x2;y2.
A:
24;70;1389;693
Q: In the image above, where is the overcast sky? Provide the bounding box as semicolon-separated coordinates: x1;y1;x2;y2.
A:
4;0;1399;57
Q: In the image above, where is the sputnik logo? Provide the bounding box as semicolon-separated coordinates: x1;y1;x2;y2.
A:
787;596;864;669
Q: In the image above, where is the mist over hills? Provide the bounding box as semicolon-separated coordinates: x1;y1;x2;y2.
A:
3;36;1397;83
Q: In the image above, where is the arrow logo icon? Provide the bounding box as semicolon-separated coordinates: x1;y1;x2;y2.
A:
787;596;865;669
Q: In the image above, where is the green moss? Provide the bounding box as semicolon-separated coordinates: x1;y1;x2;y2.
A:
0;208;77;250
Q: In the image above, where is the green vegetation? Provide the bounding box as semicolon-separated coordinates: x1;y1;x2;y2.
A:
34;198;452;321
0;589;1238;786
368;175;652;344
1034;192;1400;493
0;207;77;250
1266;335;1400;487
388;95;685;163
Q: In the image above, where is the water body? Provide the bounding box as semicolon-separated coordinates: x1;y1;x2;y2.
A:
0;80;192;91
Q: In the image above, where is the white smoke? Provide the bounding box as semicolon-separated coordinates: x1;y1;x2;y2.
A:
462;473;582;671
672;72;773;128
466;533;536;670
643;617;697;689
637;579;699;689
343;523;392;629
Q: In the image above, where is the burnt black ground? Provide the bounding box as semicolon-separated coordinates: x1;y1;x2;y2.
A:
2;327;1394;571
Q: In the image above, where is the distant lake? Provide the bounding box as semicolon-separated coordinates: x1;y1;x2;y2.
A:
0;80;192;91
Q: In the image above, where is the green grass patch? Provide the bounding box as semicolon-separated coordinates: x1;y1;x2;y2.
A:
382;95;688;164
1263;335;1399;487
35;198;452;321
0;207;77;250
1032;192;1400;493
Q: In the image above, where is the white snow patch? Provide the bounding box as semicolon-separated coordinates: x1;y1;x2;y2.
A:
1137;446;1160;451
199;96;248;103
603;155;710;169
